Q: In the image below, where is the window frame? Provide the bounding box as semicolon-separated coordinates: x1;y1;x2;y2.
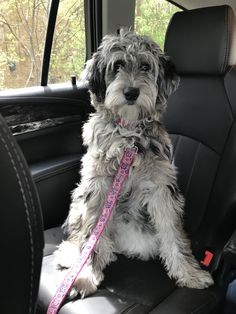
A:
167;0;186;10
41;0;103;87
41;0;60;86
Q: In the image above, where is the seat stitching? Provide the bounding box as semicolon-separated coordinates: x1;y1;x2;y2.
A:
4;125;40;247
171;134;180;163
222;7;229;73
33;161;80;183
0;127;34;314
184;142;200;200
170;132;219;155
2;125;37;313
122;303;139;314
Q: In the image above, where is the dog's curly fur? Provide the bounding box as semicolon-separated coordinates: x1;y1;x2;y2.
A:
55;30;214;298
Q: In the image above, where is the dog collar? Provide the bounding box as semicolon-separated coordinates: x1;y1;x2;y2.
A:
116;118;139;130
115;117;153;130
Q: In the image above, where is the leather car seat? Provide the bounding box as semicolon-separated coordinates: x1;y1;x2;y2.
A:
0;113;44;313
37;5;236;314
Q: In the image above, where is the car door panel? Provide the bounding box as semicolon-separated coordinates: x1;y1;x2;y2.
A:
0;83;91;229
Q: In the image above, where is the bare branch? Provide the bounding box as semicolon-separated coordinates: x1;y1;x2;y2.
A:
25;58;34;87
0;14;31;58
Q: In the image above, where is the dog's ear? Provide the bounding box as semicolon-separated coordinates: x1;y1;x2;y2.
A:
81;51;106;103
156;54;179;104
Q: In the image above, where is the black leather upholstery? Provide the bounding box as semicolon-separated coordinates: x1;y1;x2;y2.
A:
164;6;236;272
38;5;236;314
31;154;82;229
223;229;236;267
0;113;44;313
165;5;236;75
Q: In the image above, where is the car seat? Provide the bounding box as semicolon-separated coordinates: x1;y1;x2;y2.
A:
0;113;44;313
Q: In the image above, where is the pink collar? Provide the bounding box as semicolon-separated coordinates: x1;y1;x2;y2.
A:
116;118;139;130
115;117;154;130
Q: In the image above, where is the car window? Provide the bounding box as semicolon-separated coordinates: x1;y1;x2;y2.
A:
48;0;85;84
0;0;85;90
0;0;50;90
135;0;181;50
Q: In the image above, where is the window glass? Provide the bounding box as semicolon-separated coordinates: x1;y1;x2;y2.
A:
0;0;49;90
48;0;85;84
135;0;181;50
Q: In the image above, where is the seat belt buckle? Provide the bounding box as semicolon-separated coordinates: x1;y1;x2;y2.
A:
200;250;214;267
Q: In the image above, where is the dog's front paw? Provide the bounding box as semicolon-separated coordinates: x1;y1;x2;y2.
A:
53;264;98;300
54;240;79;269
69;265;104;299
177;269;214;289
69;276;97;299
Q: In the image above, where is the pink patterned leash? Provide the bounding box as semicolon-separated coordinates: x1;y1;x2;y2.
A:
47;147;137;314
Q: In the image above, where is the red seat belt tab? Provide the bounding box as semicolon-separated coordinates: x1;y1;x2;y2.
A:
200;250;214;267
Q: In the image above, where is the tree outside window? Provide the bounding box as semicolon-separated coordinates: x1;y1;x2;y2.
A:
0;0;179;90
135;0;180;50
0;0;85;90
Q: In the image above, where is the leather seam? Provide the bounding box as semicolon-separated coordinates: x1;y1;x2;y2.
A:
170;132;219;155
4;125;42;249
4;126;41;236
164;13;176;52
32;162;80;182
224;68;235;118
185;142;201;200
121;303;139;314
225;246;236;254
222;7;230;74
171;134;180;163
0;123;34;314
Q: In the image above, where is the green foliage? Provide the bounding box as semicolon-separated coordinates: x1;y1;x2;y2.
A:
49;0;85;83
0;0;179;90
135;0;180;50
0;0;49;89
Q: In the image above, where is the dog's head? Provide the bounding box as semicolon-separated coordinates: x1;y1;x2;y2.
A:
82;30;179;121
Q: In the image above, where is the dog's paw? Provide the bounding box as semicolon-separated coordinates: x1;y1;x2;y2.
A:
54;261;103;299
69;265;104;299
177;269;214;289
53;268;96;299
54;240;79;269
69;276;98;299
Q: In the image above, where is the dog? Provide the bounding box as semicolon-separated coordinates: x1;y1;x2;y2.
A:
55;30;214;298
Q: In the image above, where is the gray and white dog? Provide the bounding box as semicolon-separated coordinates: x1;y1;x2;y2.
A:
55;30;214;298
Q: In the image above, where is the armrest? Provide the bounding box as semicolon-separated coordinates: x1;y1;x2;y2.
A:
223;230;236;266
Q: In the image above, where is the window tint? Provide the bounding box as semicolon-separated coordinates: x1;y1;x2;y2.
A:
135;0;181;50
0;0;49;90
48;0;85;84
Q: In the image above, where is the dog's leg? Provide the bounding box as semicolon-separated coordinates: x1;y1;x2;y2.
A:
54;180;116;298
148;185;214;289
55;234;116;299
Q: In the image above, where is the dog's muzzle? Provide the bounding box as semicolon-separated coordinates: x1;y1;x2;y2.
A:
123;87;140;105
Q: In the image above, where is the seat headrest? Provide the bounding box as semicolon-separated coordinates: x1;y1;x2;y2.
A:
165;5;236;75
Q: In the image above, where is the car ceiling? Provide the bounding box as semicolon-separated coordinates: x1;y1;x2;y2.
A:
173;0;236;15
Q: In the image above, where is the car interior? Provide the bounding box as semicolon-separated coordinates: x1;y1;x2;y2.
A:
1;0;236;313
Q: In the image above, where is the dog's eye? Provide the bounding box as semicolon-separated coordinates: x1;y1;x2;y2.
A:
113;60;125;73
140;63;150;72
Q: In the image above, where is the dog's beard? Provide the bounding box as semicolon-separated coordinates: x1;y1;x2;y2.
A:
104;74;158;121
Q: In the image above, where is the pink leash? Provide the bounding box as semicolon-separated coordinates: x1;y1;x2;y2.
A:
47;147;137;314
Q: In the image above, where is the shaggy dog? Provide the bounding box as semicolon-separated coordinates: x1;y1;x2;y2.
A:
55;30;214;298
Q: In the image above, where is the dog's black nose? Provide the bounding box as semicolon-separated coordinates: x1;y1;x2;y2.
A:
123;87;140;102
